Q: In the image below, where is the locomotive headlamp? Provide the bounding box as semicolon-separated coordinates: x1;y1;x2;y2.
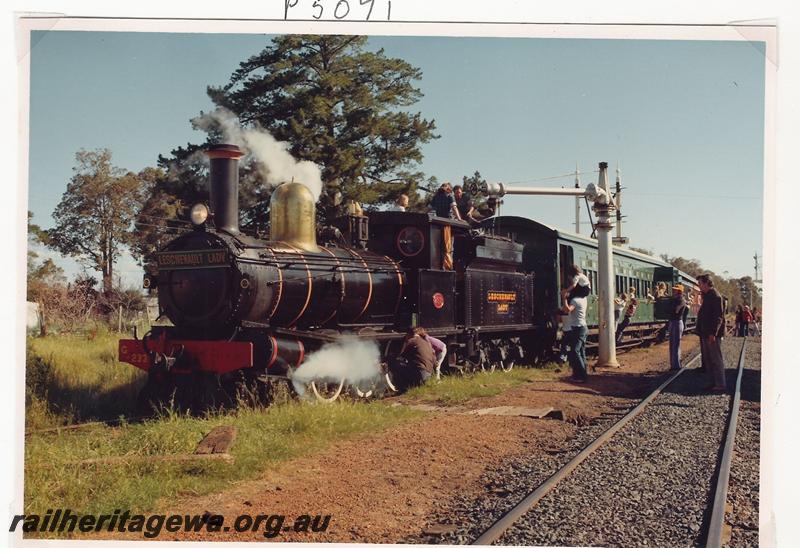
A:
190;203;210;226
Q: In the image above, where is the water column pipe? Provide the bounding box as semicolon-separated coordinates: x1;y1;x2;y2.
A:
474;163;620;367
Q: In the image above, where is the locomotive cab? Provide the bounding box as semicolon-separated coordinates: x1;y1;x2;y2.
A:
367;212;471;328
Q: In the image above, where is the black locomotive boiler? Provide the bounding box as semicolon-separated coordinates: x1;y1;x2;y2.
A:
119;144;535;407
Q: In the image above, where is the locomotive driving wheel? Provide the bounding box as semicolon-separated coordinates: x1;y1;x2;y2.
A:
499;358;515;372
309;379;345;403
479;358;497;373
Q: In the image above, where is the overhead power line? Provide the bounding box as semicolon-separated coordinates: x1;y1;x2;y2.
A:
504;169;600;186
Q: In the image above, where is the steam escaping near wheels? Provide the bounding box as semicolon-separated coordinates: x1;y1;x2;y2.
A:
289;337;383;402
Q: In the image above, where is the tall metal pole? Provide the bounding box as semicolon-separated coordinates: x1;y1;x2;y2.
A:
594;162;620;367
754;252;759;282
615;163;623;241
575;164;581;234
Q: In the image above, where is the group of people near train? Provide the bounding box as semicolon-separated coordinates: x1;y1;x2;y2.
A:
557;267;727;392
733;304;759;337
390;182;489;225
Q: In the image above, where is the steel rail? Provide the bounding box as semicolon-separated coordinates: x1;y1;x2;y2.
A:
706;337;747;547
472;352;702;545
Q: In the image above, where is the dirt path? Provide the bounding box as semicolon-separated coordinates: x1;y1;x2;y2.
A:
107;338;699;543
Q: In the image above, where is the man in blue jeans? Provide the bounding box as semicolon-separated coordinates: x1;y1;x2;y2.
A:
561;291;588;382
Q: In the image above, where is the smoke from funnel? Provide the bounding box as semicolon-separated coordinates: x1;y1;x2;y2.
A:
192;108;323;200
290;337;382;396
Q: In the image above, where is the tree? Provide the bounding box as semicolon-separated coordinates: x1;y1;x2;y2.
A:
659;254;761;312
27;211;65;302
660;255;705;278
48;149;145;293
629;246;654;257
206;34;438;220
460;171;489;214
131;165;193;263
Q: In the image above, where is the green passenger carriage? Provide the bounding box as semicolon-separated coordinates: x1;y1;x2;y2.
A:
479;216;698;347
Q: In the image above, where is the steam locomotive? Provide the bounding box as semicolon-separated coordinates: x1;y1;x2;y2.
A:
119;144;696;409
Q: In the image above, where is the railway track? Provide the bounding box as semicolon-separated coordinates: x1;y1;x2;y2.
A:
456;337;751;546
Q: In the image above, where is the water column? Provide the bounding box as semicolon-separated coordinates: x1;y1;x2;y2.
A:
594;162;620;367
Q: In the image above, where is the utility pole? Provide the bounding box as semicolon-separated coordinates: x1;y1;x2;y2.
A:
575;164;581;234
612;162;629;246
754;252;761;282
473;161;619;368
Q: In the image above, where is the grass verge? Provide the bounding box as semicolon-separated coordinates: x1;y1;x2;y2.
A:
24;401;422;527
26;332;145;429
404;363;562;405
23;333;560;536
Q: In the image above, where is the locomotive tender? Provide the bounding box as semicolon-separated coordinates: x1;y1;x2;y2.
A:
118;144;696;407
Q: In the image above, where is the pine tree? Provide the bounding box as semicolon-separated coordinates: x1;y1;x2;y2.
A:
206;34;438;220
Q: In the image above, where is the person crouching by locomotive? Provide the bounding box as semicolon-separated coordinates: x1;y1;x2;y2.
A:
417;328;447;380
696;273;726;392
561;288;589;383
668;284;689;371
390;328;436;392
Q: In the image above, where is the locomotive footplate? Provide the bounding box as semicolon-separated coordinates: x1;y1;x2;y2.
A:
119;332;253;375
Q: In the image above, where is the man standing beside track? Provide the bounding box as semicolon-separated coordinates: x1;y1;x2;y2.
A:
668;283;689;371
561;289;588;383
696;273;726;392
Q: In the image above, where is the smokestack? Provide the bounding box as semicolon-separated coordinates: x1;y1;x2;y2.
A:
205;144;243;234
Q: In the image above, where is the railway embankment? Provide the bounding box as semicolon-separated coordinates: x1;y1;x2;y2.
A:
103;338;696;542
25;332;703;542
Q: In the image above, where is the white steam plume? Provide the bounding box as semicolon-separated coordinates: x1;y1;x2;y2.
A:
290;337;382;395
192;108;323;200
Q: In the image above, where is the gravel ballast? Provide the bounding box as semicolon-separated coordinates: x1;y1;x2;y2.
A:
408;338;760;546
725;337;761;547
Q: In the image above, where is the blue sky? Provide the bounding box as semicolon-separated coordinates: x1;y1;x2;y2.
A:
27;31;765;285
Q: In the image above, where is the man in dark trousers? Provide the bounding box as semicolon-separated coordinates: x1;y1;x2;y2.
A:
696;273;726;392
391;327;435;392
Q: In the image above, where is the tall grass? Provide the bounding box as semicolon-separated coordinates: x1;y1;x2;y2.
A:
24;402;422;522
26;332;146;429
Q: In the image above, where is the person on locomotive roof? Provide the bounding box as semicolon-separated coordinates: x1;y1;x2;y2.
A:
416;327;447;380
430;182;463;221
391;327;436;392
389;194;409;212
561;265;591;300
453;185;478;224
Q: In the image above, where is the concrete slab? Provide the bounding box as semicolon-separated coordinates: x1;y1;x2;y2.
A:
467;406;555;418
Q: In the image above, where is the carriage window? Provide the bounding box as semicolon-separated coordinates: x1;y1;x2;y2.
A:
559;244;574;289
